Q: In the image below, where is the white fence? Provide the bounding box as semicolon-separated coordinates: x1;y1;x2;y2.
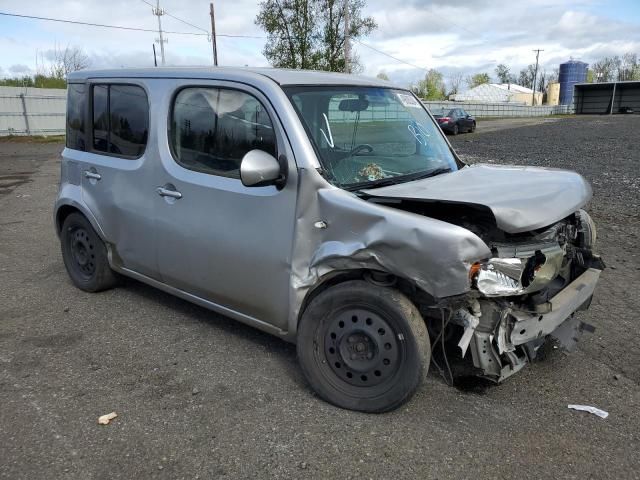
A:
0;86;66;136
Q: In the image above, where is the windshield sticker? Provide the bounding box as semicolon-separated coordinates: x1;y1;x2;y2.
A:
396;93;421;108
320;113;335;148
408;123;431;146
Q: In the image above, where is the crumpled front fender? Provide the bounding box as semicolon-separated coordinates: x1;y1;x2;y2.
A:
287;168;492;335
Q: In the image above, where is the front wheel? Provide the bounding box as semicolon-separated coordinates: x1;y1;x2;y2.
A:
452;124;459;135
297;280;430;412
470;122;476;133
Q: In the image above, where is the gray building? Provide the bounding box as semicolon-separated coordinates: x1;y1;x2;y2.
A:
574;81;640;114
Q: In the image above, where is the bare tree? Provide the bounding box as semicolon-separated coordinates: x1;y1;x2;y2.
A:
591;57;618;82
537;69;547;92
619;52;639;81
49;45;91;79
447;72;464;96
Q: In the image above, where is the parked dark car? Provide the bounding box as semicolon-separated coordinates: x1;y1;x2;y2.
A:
619;106;634;114
432;108;476;135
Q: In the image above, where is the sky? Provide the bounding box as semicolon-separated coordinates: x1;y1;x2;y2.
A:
0;0;639;88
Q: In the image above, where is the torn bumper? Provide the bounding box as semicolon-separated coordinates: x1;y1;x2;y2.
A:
469;267;602;381
510;268;601;345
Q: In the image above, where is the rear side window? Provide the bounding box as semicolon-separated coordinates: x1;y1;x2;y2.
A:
91;84;149;158
66;83;86;151
170;87;276;178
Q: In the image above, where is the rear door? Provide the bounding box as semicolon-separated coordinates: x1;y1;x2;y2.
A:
459;109;472;129
154;81;298;329
80;81;158;278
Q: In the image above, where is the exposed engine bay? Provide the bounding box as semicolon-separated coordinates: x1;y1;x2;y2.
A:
366;195;605;383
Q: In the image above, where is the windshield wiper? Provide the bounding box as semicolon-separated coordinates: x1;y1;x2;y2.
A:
407;167;452;181
345;167;451;192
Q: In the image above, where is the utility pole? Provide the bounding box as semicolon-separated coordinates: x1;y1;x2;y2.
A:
344;0;350;73
531;49;544;106
209;2;218;66
152;0;167;65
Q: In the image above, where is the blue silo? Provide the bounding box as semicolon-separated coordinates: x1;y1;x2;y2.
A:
559;60;588;106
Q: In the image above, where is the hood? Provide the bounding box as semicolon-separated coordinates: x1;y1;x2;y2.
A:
362;164;592;234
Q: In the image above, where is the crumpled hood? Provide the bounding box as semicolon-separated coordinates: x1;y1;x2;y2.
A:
362;164;592;233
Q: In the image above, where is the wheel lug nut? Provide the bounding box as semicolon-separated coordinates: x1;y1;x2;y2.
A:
351;353;357;360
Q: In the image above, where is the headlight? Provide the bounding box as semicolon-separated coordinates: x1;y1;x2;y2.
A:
470;246;564;297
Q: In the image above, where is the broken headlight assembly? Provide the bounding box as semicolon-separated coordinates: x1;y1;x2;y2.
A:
470;245;565;297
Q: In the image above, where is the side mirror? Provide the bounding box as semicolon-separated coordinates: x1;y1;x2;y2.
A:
240;149;283;188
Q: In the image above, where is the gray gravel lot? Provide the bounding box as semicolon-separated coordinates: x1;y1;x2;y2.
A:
1;116;639;479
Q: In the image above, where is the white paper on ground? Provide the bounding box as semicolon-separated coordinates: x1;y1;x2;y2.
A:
567;404;609;419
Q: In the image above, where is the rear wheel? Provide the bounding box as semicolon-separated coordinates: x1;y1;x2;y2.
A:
61;213;118;292
297;280;430;412
452;124;459;135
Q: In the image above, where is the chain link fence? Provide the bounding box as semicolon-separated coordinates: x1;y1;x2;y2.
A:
423;100;573;117
0;86;574;137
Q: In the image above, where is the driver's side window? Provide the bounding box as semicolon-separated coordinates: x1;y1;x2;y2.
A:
170;87;277;178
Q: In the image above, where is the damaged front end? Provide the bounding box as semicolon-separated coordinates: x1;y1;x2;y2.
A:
449;209;604;382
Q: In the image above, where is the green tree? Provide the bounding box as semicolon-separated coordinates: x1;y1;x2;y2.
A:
466;72;491;89
0;76;35;87
495;64;516;84
255;0;376;71
518;64;536;89
376;72;389;81
411;69;446;100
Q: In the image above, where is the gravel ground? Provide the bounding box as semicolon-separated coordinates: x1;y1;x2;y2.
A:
1;116;639;479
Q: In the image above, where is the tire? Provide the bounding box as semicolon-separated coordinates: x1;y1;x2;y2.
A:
297;280;430;413
452;124;459;135
470;122;476;133
60;212;118;292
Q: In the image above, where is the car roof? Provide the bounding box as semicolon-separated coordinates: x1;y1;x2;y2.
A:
67;66;394;88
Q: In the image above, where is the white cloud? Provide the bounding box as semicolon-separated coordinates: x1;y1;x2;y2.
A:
9;64;32;74
0;0;637;87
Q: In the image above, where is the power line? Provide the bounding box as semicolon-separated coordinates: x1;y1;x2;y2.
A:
352;39;428;72
138;0;209;34
0;11;264;38
1;9;444;74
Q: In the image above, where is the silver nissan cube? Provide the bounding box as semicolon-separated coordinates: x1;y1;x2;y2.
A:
55;67;604;412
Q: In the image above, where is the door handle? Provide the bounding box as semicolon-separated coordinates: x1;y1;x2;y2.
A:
83;170;101;180
156;186;183;200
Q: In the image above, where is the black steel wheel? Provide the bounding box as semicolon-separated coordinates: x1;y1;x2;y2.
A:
61;212;118;292
297;280;430;412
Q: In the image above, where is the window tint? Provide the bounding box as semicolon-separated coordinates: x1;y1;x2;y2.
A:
92;85;109;152
171;88;276;178
110;85;149;157
91;84;149;157
66;83;86;151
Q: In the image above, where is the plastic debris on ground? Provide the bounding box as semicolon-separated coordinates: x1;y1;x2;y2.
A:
567;404;609;419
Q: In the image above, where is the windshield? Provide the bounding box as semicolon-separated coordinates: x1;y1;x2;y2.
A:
284;86;458;189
